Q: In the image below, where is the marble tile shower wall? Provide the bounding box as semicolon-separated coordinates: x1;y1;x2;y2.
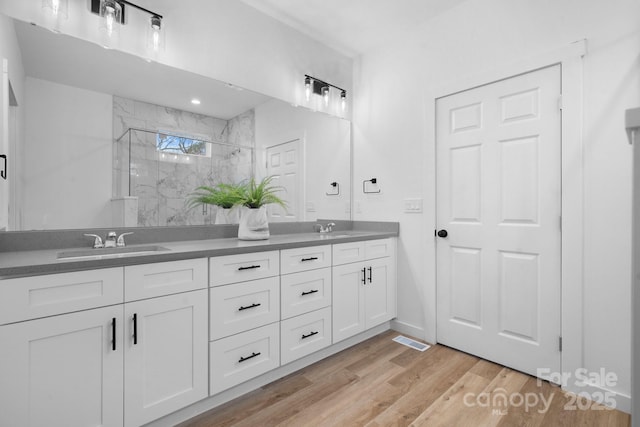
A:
112;97;254;227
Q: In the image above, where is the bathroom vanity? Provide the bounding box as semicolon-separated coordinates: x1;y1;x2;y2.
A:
0;221;397;427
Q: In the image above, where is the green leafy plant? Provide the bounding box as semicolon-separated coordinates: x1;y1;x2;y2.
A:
187;183;245;209
238;176;287;209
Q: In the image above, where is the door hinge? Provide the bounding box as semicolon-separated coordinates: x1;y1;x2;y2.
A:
558;336;563;352
557;95;563;111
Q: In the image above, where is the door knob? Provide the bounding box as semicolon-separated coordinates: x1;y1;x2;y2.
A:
437;229;448;238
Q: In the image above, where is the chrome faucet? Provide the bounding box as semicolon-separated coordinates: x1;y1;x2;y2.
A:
104;231;117;248
83;231;134;248
316;222;336;233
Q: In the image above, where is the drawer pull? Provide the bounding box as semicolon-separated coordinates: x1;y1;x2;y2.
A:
132;313;138;345
238;303;261;311
301;289;319;296
111;317;117;351
302;331;319;340
239;351;261;363
238;265;261;271
301;257;319;262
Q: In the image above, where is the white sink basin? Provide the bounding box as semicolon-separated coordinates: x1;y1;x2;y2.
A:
57;245;170;260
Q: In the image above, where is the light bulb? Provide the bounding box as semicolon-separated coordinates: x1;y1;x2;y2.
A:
305;76;311;102
99;0;121;42
150;16;161;52
322;86;330;107
340;90;347;112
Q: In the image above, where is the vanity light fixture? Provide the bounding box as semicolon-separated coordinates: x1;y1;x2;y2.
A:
303;74;347;112
42;0;68;19
91;0;164;53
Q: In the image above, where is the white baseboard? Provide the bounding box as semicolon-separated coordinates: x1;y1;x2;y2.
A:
149;323;391;427
390;319;426;341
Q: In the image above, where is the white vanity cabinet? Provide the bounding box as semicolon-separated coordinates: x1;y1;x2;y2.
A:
123;259;208;427
209;251;281;395
332;238;397;343
0;269;125;427
0;259;209;427
279;245;333;365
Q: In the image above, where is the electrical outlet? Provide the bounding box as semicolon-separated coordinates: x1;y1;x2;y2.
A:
404;198;423;213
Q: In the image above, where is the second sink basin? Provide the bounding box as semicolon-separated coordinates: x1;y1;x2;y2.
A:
57;245;170;260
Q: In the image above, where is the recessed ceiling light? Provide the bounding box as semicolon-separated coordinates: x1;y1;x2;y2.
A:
191;98;201;105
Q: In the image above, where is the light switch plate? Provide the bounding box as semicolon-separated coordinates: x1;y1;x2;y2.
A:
404;198;423;213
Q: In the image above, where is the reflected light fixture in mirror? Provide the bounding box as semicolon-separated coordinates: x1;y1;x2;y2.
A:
41;0;68;31
42;0;68;18
98;0;122;45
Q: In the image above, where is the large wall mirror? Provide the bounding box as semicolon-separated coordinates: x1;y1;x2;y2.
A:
1;14;351;231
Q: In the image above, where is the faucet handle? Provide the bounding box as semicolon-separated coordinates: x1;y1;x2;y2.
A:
84;233;104;248
327;222;336;232
117;232;134;247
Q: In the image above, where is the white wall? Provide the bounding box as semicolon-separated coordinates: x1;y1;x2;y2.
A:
24;78;112;230
255;99;351;221
0;0;352;115
0;13;25;230
353;0;639;411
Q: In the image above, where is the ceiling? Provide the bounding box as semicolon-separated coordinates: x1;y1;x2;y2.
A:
240;0;469;57
14;20;270;120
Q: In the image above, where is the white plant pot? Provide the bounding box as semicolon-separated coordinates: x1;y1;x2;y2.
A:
238;206;270;240
215;207;239;224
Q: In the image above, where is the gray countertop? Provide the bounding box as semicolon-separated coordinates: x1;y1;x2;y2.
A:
0;227;398;278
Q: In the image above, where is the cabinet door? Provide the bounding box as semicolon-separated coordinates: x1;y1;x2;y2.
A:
0;305;124;427
124;290;208;427
365;257;396;328
332;262;366;343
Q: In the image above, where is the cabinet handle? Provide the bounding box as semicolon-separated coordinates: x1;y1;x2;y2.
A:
238;265;261;271
301;289;319;296
361;267;367;285
238;303;261;311
239;352;261;363
301;257;318;262
133;313;137;345
301;331;319;340
111;317;116;351
368;266;373;283
0;154;6;180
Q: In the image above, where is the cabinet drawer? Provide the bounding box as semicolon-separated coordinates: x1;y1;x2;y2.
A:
281;268;331;319
280;307;332;365
210;251;279;287
0;268;123;325
210;277;280;340
280;245;331;274
332;241;365;265
125;258;207;302
209;322;280;395
365;238;394;260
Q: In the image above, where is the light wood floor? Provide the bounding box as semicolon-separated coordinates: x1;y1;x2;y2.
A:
179;330;631;427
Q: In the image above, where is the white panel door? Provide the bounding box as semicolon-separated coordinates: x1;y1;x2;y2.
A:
0;305;124;427
124;290;208;427
436;65;561;379
266;139;302;222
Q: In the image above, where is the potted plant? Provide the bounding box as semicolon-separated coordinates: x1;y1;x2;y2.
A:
236;176;286;240
187;183;244;224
